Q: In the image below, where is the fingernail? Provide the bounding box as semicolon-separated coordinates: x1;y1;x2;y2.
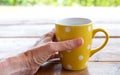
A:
76;38;84;46
80;37;84;45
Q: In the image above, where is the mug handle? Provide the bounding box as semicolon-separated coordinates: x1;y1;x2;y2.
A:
90;28;109;57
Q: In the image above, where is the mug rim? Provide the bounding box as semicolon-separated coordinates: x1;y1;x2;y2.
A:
56;18;92;26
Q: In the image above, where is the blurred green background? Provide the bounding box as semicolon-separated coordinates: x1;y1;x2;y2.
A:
0;0;120;6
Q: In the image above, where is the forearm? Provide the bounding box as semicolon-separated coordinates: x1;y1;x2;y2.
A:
0;53;38;75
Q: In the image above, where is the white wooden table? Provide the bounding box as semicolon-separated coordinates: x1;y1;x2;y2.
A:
0;7;120;75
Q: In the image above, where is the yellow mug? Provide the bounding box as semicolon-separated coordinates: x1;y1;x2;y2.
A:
55;18;109;70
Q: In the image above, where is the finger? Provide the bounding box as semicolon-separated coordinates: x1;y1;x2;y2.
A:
43;29;55;39
48;53;60;60
47;38;83;52
30;38;83;65
33;29;55;47
40;29;55;42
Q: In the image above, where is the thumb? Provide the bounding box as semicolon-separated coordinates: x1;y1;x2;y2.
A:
51;38;83;52
28;38;83;65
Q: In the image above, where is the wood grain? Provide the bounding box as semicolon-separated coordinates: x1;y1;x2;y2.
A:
0;38;120;62
0;24;119;37
35;59;120;75
0;6;120;75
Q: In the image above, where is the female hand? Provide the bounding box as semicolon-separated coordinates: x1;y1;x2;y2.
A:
26;29;83;74
0;29;83;75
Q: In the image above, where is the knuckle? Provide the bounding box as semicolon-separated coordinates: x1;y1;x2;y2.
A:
64;41;74;50
46;42;57;52
44;32;53;38
44;33;50;37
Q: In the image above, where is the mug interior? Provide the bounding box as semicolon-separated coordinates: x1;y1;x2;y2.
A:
56;18;91;26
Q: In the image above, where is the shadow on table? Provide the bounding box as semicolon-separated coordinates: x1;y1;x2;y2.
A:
35;58;90;75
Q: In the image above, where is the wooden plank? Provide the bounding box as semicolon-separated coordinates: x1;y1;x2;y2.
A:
94;23;120;37
0;38;119;62
0;19;55;26
90;38;120;62
0;24;119;37
0;25;54;37
0;36;119;38
95;36;120;38
36;59;120;75
0;38;39;59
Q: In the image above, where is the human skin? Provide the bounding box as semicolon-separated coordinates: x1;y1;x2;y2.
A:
0;30;83;75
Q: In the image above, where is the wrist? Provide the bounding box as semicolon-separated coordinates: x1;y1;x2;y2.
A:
0;55;32;75
7;55;35;75
0;52;40;75
21;50;40;74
